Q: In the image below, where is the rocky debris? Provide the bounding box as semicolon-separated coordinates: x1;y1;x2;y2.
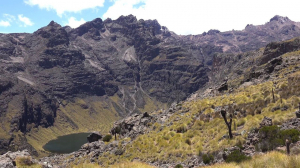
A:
242;128;260;156
110;112;154;139
280;118;300;130
0;150;35;168
87;132;103;143
259;116;272;128
242;117;273;156
110;102;186;139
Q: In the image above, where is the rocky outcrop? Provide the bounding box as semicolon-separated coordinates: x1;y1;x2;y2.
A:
0;150;34;168
87;132;103;143
280;118;300;130
259;117;273;128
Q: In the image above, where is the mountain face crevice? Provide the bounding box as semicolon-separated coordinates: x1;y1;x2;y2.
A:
1;15;300;155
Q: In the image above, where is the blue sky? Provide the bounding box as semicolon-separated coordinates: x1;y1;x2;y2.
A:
0;0;115;33
1;0;300;35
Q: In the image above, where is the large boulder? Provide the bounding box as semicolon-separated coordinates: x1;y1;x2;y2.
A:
87;132;103;143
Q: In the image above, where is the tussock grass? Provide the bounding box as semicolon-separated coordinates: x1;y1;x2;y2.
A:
109;162;155;168
204;151;300;168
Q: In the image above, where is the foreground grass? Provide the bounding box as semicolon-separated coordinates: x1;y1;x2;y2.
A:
205;151;300;168
109;162;156;168
71;162;154;168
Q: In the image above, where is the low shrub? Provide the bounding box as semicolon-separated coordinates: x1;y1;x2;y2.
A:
202;154;214;164
225;150;251;163
103;134;113;142
176;124;188;133
174;164;183;168
258;126;300;151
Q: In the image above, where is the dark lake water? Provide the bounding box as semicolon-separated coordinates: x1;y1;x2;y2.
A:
43;133;90;154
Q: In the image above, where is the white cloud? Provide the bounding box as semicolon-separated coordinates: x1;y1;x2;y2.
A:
3;14;16;22
18;14;34;27
65;17;86;28
0;20;10;27
103;0;300;35
24;0;105;17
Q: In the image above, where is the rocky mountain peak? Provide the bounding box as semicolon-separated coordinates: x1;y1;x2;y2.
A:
47;20;61;28
270;15;291;23
72;18;104;36
115;14;138;24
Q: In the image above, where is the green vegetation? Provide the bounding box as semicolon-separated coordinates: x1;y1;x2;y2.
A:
102;134;113;142
225;150;251;163
174;164;183;168
202;154;214;164
258;126;300;152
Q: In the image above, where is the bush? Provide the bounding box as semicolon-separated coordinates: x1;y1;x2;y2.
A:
103;134;113;142
202;154;214;164
279;129;300;143
258;126;300;151
185;139;192;145
225;150;251;163
174;164;183;168
176;124;188;133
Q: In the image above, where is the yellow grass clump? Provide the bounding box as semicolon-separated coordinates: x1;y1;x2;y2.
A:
204;151;300;168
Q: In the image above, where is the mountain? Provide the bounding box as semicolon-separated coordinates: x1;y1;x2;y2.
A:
0;15;300;156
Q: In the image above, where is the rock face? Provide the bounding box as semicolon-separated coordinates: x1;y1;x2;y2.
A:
1;15;300;155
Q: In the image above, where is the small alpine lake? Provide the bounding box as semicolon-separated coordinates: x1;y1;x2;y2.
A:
43;133;90;154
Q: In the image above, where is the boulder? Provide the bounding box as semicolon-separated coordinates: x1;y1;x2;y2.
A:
259;117;272;128
217;81;228;92
87;132;103;143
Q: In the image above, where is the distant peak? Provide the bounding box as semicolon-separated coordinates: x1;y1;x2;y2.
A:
116;14;137;23
270;15;291;23
47;21;61;27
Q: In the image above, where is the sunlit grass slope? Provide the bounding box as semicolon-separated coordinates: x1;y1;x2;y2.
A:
204;151;300;168
94;68;300;166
